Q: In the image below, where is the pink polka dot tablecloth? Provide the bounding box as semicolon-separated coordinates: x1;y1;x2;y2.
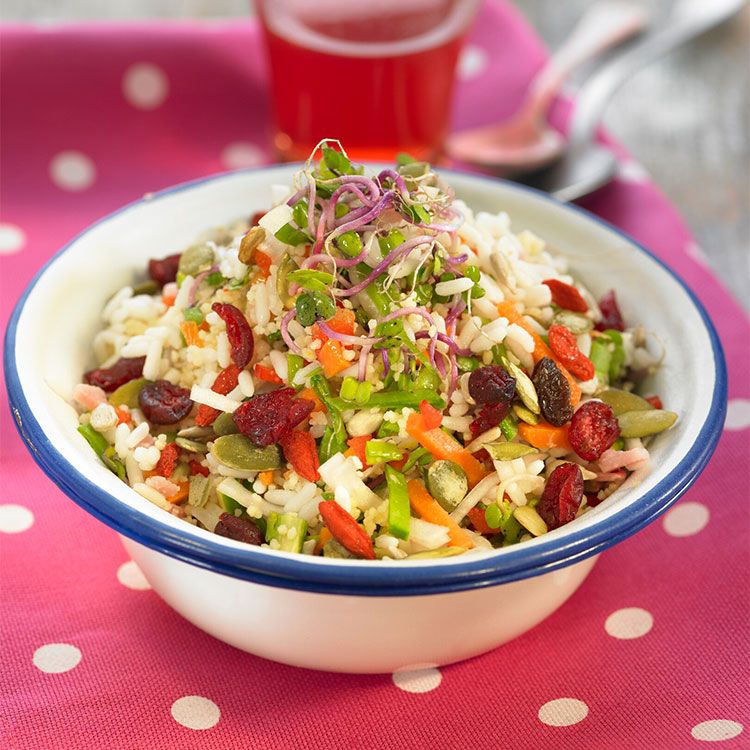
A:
1;2;748;748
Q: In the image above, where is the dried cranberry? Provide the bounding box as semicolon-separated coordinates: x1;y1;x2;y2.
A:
548;325;595;381
212;302;254;369
469;402;511;437
585;491;604;508
595;289;625;331
214;513;263;545
148;253;181;287
138;380;193;424
568;401;620;461
233;388;314;446
538;462;584;529
543;279;588;312
84;356;145;393
468;365;516;405
532;357;573;426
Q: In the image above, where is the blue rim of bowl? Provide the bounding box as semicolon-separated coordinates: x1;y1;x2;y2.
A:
4;164;727;597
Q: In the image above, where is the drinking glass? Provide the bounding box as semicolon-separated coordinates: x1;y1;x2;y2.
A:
254;0;481;162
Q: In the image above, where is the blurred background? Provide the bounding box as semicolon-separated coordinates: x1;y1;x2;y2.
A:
2;0;748;307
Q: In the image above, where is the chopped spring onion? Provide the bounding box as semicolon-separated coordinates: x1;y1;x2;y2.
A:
275;223;313;246
385;465;410;540
288;269;334;293
365;440;403;465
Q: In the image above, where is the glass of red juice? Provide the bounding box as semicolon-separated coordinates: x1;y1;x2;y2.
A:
254;0;481;162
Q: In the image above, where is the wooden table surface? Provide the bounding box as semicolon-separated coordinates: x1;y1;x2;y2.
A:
3;0;748;309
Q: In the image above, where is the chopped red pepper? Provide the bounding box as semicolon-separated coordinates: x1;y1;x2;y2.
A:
279;430;320;482
467;507;497;535
344;434;371;467
645;395;663;409
318;500;375;560
194;364;241;426
419;400;443;430
543;278;588;313
254;363;283;385
189;460;210;477
253;249;272;280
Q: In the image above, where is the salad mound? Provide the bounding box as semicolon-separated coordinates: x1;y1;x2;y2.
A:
74;142;677;560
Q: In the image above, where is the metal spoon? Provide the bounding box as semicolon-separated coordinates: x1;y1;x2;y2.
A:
516;0;748;202
446;1;649;174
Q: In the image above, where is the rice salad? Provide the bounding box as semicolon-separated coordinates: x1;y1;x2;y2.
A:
73;143;677;560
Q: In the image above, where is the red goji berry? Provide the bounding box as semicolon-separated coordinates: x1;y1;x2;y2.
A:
318;500;375;560
548;325;595;382
279;430;320;482
543;278;588;313
212;302;254;369
194;364;241;427
154;443;180;478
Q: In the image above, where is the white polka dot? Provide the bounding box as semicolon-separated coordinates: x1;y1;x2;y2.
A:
684;240;711;268
0;504;34;533
0;223;26;254
170;696;221;730
122;62;169;110
725;398;750;430
663;501;710;537
605;607;653;639
617;159;650;184
49;151;96;191
117;560;151;590
221;142;266;170
392;664;442;693
457;44;489;80
33;643;82;673
538;698;589;727
691;719;744;742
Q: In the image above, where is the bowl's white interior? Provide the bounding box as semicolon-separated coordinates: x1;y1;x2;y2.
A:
12;166;717;568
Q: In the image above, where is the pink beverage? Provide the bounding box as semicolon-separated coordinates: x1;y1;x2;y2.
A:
255;0;480;162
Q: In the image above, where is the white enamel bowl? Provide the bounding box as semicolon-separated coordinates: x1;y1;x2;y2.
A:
5;166;726;673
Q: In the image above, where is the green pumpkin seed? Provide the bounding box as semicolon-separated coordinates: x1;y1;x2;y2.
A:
276;253;298;306
553;311;593;334
617;409;678;438
175;437;207;453
132;280;160;296
238;226;266;264
188;474;211;508
513;403;539;425
513;505;548;536
213;412;239;436
210;434;282;471
405;547;466;560
506;361;540;414
599;388;654;416
109;377;148;408
483;442;538;461
179;244;215;277
426;460;468;512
